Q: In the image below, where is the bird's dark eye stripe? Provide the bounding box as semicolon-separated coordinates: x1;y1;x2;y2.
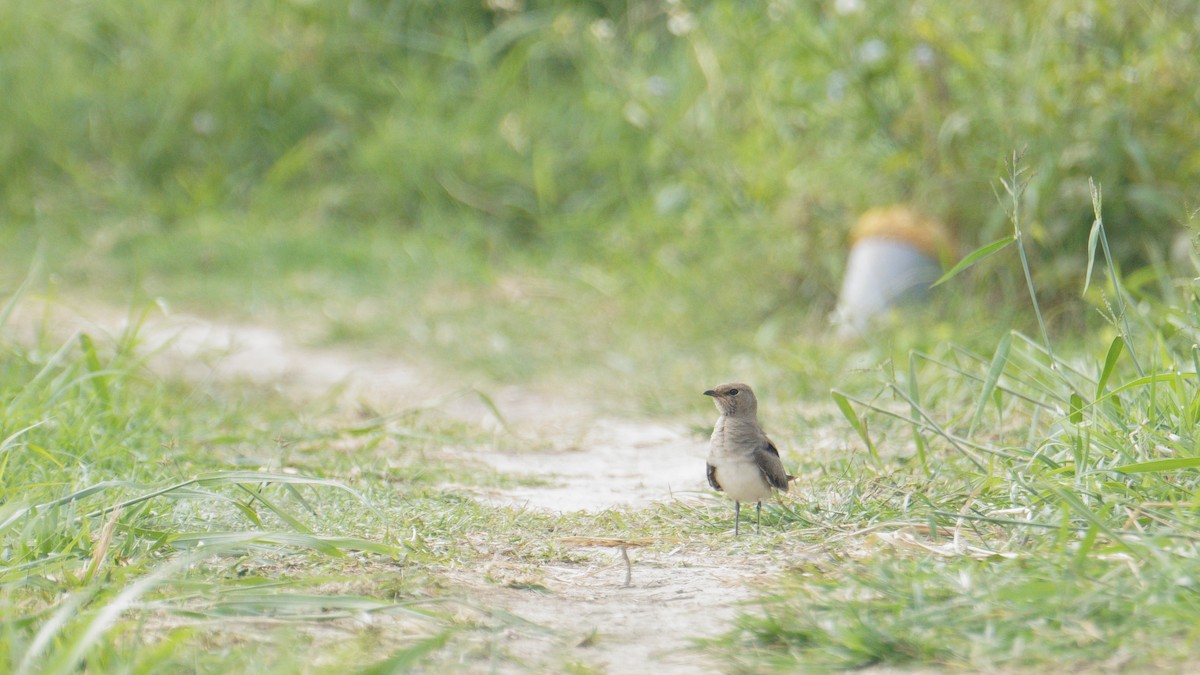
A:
728;388;739;396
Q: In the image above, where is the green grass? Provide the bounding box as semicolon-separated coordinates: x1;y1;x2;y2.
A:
0;283;775;671
10;1;1189;403
725;553;1200;670
5;212;1200;670
4;1;1198;302
12;201;1198;670
4;1;1200;672
707;163;1200;671
0;293;604;673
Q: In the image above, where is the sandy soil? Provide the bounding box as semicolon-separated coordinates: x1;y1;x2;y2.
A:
15;303;804;673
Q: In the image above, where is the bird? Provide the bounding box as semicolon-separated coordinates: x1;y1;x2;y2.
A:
704;383;791;535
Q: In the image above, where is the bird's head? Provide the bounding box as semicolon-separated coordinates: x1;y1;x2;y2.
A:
703;382;757;417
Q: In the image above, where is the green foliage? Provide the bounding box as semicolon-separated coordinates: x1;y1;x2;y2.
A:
0;294;547;671
4;2;1200;669
721;169;1200;670
3;0;1195;302
736;554;1200;670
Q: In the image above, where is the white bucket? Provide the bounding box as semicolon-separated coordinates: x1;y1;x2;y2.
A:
832;236;942;339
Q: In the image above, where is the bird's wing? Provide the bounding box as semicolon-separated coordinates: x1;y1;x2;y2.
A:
706;463;723;491
756;437;791;492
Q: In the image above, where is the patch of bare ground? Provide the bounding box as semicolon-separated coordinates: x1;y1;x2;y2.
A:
455;551;752;673
13;302;822;673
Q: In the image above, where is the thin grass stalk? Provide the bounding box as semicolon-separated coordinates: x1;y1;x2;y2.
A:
1090;179;1145;377
1000;150;1061;384
915;349;1057;410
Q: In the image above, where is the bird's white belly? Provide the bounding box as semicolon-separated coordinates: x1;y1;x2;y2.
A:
711;459;772;503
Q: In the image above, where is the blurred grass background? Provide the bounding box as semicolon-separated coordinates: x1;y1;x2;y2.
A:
5;2;1200;670
1;0;1198;387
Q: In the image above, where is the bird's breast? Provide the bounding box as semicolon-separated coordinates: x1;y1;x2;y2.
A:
708;457;774;502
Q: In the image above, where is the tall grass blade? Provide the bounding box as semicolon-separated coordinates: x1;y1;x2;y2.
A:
80;471;382;521
1113;458;1200;473
1068;393;1084;425
968;331;1012;435
1073;523;1100;569
167;531;400;556
1103;372;1194;400
907;354;928;470
885;384;991;468
237;484;312;533
358;629;458;674
1083;180;1103;296
471;387;511;433
0;481;129;533
0;244;42;331
831;390;877;461
15;332;81;404
931;237;1013;288
77;333;112;409
1090;178;1144;377
1000;151;1057;368
83;506;122;584
0;420;49;457
1095;336;1125;398
1015;223;1053;361
283;483;319;517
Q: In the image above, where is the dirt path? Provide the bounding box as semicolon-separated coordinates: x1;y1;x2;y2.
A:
19;303;793;673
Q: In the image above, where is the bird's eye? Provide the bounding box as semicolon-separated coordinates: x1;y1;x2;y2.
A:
728;388;739;396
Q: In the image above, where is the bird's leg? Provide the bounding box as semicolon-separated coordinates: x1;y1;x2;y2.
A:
621;546;632;588
734;501;741;536
756;501;762;535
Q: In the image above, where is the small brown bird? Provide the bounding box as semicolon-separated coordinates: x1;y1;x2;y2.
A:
704;383;791;535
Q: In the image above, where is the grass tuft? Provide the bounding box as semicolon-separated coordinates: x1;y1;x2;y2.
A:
719;174;1200;670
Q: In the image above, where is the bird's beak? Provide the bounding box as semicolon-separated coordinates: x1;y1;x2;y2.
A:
703;389;716;397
